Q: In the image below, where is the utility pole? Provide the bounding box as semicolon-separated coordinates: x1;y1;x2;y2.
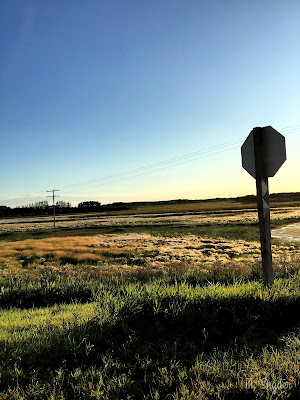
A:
46;190;60;227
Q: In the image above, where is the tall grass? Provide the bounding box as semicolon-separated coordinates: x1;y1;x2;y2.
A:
0;274;300;398
0;223;299;398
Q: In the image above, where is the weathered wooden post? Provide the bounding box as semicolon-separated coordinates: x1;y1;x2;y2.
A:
241;126;286;286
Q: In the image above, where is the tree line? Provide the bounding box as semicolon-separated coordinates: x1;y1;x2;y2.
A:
1;192;299;218
0;200;132;217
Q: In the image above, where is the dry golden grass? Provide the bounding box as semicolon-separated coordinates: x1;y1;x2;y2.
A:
0;236;95;256
0;233;299;281
0;236;140;268
105;201;256;215
78;200;300;215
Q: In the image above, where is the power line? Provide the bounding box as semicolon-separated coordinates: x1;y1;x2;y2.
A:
59;137;244;191
67;145;240;193
2;124;299;204
278;124;300;131
64;126;300;194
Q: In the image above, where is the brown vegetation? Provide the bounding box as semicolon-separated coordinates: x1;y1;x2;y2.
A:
0;233;299;281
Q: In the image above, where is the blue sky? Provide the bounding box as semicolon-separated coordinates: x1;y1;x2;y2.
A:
1;0;300;207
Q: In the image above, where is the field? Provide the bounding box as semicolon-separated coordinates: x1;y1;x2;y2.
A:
0;206;300;399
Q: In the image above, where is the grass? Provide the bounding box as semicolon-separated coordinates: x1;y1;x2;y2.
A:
1;231;299;283
103;200;258;214
0;221;262;243
0;214;299;398
0;274;300;398
1;212;300;244
116;199;300;215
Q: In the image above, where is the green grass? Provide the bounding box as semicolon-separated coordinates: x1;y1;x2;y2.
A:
0;268;299;399
0;219;300;398
0;277;298;398
0;221;262;243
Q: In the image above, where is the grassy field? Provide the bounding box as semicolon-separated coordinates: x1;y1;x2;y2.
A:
0;220;262;243
103;199;300;215
0;212;299;399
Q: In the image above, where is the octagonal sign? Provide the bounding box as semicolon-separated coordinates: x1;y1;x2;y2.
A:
241;126;286;178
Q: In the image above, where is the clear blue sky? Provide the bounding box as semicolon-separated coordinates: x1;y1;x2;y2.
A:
1;0;300;207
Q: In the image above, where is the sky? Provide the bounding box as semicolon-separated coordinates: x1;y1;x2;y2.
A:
1;0;300;207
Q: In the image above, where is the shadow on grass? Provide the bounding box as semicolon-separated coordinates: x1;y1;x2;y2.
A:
2;290;300;395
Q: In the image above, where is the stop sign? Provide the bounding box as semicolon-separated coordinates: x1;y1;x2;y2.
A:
241;126;286;178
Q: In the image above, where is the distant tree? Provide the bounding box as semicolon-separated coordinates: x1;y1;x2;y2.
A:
56;201;71;209
102;202;131;211
18;201;49;209
78;201;101;210
34;201;49;209
0;206;10;217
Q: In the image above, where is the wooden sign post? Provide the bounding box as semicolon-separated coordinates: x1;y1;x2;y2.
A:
241;126;286;286
253;128;273;285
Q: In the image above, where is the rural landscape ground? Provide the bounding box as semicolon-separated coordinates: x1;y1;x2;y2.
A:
0;200;300;399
